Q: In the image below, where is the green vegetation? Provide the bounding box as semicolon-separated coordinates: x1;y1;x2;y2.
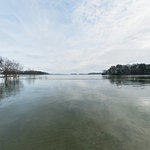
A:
102;64;150;75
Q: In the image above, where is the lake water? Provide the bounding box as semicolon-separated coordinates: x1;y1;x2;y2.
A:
0;75;150;150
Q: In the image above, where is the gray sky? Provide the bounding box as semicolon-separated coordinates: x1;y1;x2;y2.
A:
0;0;150;73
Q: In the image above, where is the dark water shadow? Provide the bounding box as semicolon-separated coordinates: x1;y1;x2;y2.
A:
0;78;24;101
102;75;150;86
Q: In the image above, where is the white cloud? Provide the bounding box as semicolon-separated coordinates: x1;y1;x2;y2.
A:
0;0;150;73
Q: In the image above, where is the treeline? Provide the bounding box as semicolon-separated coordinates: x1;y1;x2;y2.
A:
0;57;48;78
19;70;49;75
0;57;23;78
88;72;101;75
102;64;150;75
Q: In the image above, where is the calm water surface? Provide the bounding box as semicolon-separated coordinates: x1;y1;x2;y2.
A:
0;75;150;150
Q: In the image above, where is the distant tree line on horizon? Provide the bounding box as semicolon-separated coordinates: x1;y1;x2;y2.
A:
0;57;48;79
19;70;49;75
102;64;150;75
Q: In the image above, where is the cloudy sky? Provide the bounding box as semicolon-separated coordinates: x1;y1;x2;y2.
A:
0;0;150;73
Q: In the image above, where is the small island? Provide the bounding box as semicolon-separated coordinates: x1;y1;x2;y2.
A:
102;64;150;75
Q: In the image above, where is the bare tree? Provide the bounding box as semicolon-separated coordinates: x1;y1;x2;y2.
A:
0;57;23;79
11;60;23;78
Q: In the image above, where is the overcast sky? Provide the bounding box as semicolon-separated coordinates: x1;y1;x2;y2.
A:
0;0;150;73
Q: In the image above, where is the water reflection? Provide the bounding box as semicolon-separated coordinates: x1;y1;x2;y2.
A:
0;78;23;101
0;76;150;150
103;75;150;86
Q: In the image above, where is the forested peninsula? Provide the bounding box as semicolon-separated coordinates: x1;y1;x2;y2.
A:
102;64;150;75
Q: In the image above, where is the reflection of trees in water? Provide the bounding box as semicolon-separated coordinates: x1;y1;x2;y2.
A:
102;75;150;86
0;79;23;101
25;75;36;85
